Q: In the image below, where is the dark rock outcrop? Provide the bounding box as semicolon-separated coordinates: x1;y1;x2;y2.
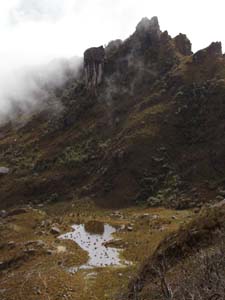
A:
127;16;162;54
193;42;222;64
135;16;161;39
84;46;105;89
174;33;192;55
105;39;123;55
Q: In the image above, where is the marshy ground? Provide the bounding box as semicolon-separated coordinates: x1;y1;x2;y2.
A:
0;199;194;300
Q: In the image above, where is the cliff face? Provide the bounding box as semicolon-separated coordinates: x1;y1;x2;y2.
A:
84;46;105;90
0;17;225;209
174;33;192;56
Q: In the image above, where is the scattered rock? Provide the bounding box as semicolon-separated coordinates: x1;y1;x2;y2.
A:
50;226;61;235
46;249;53;255
0;167;9;174
0;261;5;271
7;241;16;248
152;156;165;163
24;248;36;255
127;226;133;232
147;196;161;207
213;199;225;208
34;287;42;295
110;211;123;218
216;195;224;201
218;189;225;197
25;240;46;248
159;226;165;232
7;208;28;217
194;208;200;214
56;246;67;253
208;182;218;190
41;220;51;228
47;193;59;203
151;215;159;220
139;213;151;219
103;239;123;248
0;210;7;218
119;225;126;231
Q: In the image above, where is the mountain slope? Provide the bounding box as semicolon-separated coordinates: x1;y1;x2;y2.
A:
126;204;225;300
0;17;225;209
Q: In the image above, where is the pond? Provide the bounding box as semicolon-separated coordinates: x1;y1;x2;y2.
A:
59;221;125;272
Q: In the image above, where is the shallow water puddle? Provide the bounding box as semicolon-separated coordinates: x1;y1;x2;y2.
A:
59;222;126;272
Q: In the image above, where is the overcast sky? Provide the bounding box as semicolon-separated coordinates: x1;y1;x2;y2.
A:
0;0;224;70
0;0;224;121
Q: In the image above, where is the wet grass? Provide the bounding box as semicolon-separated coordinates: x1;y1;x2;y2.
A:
0;200;194;300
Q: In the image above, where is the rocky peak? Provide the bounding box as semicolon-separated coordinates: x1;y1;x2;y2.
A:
160;30;172;43
207;42;222;56
135;16;161;39
193;42;222;64
174;33;192;56
83;46;105;90
105;39;123;55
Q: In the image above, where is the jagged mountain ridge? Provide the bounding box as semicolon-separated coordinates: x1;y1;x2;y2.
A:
0;16;225;209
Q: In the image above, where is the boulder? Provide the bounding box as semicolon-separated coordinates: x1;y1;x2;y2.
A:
127;226;133;232
7;208;28;217
50;226;61;235
0;167;9;174
7;241;16;248
0;210;7;218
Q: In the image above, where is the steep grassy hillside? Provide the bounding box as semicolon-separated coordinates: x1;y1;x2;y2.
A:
0;17;225;209
126;204;225;300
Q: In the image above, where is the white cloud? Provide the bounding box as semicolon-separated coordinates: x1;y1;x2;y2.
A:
1;0;224;67
0;0;224;122
10;0;66;23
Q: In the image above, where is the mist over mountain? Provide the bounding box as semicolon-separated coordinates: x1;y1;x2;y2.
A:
0;56;82;124
0;0;225;125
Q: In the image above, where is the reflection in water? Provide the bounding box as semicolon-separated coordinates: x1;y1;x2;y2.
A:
84;220;104;235
59;223;123;272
